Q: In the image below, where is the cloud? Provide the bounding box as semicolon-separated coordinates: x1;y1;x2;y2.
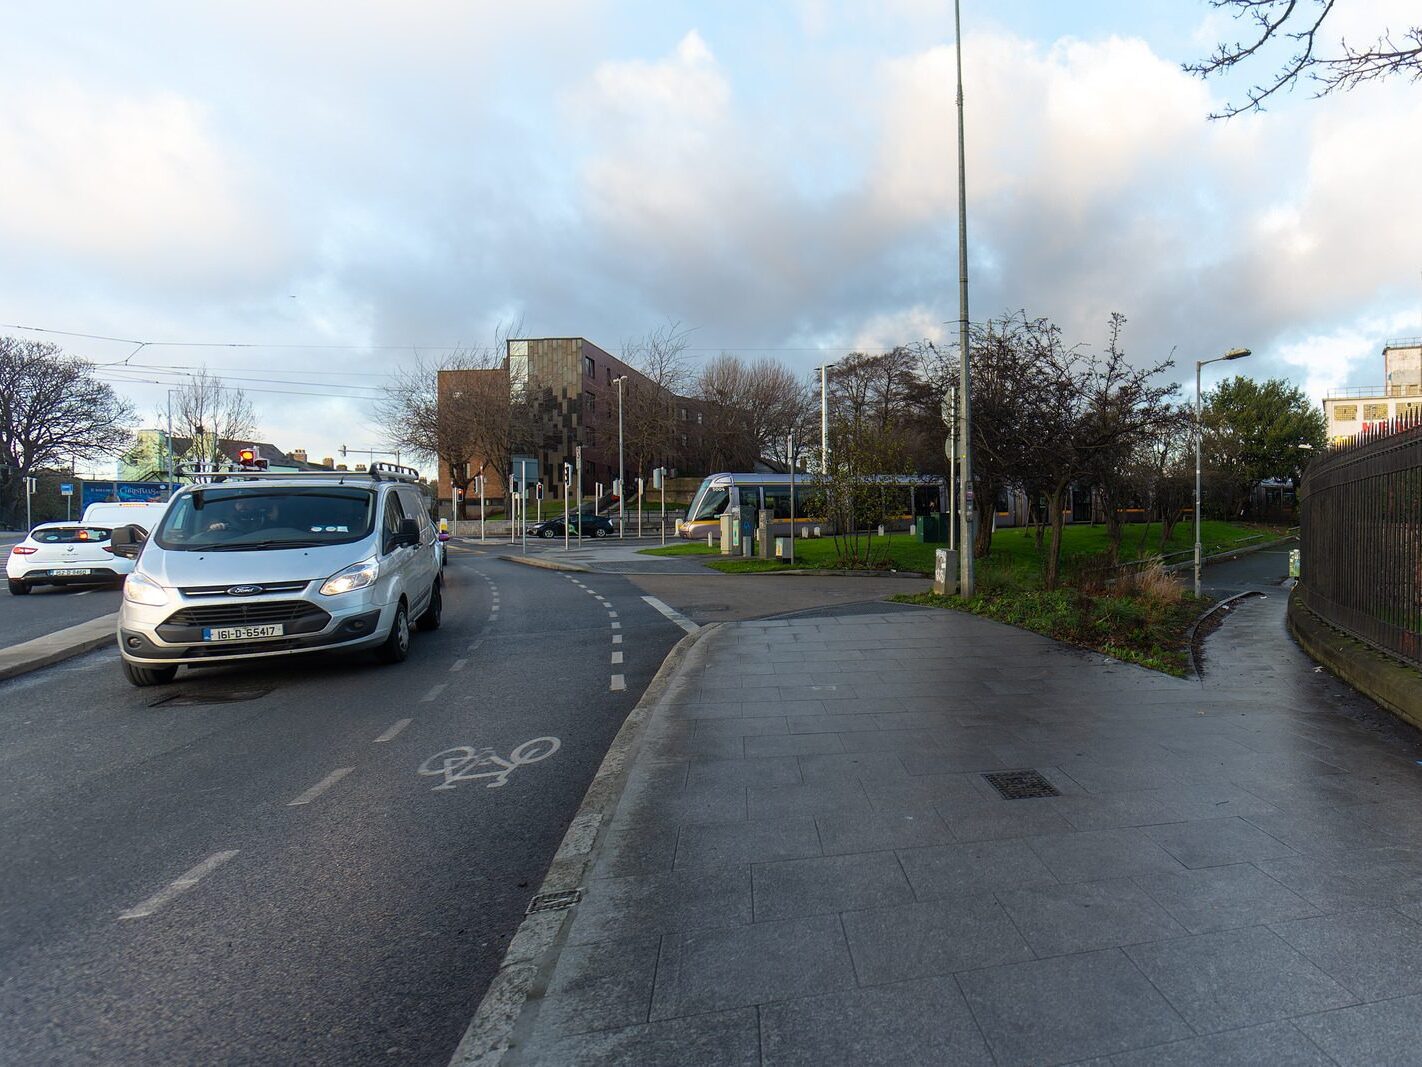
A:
0;83;288;290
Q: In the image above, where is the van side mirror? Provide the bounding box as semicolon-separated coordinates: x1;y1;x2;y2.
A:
395;517;420;549
110;524;147;560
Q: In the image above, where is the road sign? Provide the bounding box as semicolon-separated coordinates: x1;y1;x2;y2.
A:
60;483;74;496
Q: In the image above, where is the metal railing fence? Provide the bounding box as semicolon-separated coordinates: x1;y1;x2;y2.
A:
1298;416;1422;669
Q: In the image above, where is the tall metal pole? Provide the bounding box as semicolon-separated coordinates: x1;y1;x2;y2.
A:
1194;360;1203;599
479;474;486;543
788;433;796;564
820;364;829;471
165;390;175;499
616;376;626;538
947;382;956;552
954;0;976;596
576;446;584;543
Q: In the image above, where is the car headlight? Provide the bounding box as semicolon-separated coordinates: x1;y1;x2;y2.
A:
123;572;169;606
321;558;379;596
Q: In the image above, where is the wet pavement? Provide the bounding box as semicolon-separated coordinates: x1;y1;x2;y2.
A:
497;566;1422;1066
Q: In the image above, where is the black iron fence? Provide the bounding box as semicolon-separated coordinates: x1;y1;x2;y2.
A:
1298;416;1422;669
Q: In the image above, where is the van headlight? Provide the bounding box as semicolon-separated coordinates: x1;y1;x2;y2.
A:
321;558;379;596
123;572;169;607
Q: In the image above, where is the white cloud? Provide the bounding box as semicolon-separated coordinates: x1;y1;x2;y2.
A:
0;83;287;289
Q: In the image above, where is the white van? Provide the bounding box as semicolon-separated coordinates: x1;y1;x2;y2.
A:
110;464;442;687
82;500;172;532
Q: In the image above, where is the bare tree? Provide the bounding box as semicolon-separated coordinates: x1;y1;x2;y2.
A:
0;337;135;526
623;321;694;477
171;369;257;468
1186;0;1422;118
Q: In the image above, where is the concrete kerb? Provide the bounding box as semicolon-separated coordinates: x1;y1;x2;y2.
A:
446;622;720;1067
499;555;591;574
0;613;118;682
1287;589;1422;733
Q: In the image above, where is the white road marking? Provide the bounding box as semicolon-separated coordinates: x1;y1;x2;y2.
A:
374;718;413;743
610;674;626;691
611;622;621;630
611;651;623;665
607;611;618;619
594;595;606;601
422;683;448;702
119;850;240;920
640;595;700;634
75;589;93;597
450;658;467;672
287;767;355;807
612;634;623;644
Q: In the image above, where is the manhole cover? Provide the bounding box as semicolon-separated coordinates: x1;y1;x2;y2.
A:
526;888;582;915
149;687;273;708
983;770;1061;800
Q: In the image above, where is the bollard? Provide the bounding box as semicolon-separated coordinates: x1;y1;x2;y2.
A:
934;548;960;596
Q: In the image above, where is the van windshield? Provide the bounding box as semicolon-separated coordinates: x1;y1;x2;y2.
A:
154;488;377;552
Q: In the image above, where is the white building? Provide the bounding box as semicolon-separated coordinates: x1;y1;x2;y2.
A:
1323;339;1422;443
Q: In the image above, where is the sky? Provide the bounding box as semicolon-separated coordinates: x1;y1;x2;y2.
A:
2;1;1419;475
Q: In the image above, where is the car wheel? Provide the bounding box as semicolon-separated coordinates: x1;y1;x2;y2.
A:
593;527;609;538
8;579;30;596
540;528;555;539
121;659;178;687
376;600;411;664
417;580;442;632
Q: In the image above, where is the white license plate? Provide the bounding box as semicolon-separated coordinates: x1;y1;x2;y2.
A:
202;624;284;642
50;568;92;576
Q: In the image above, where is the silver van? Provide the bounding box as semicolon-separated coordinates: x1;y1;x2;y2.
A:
110;463;441;687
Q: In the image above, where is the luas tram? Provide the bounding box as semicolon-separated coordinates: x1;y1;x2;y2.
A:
677;471;948;542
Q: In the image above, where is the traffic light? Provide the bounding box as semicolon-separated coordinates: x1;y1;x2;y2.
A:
238;448;256;465
563;461;572;484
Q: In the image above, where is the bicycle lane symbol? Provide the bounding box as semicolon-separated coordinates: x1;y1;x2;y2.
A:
418;737;561;790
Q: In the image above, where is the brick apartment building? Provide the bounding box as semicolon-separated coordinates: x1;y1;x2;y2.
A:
437;337;708;509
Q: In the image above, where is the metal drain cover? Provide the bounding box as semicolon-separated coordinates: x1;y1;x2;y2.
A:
527;888;582;915
149;687;272;708
983;770;1061;800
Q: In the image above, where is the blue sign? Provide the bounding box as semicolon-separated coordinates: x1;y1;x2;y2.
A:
80;481;174;509
60;483;74;495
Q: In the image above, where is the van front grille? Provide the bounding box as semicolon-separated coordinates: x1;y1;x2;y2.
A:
163;601;330;628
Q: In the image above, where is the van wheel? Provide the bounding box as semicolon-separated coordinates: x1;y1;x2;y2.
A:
122;660;178;687
416;581;442;632
377;601;411;664
8;579;30;596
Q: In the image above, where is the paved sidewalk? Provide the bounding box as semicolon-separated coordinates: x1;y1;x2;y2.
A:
502;595;1422;1066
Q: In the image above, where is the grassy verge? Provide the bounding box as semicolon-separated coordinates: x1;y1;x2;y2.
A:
892;555;1208;676
638;543;719;557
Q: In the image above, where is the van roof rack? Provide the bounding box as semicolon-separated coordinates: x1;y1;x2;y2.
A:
175;462;422;484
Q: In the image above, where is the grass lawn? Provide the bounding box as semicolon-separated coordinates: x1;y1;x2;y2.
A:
689;519;1279;577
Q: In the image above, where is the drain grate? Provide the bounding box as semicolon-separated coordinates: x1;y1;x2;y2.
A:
527;888;583;916
983;770;1061;800
149;687;272;708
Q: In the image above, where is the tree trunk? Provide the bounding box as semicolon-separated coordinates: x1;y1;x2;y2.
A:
1103;500;1123;568
1044;485;1069;590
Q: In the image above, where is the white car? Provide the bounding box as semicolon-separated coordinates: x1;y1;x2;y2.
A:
6;522;134;594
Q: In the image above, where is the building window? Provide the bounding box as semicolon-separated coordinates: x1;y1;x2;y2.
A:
584;391;597;418
584;355;595;378
696;411;703;425
679;407;688;421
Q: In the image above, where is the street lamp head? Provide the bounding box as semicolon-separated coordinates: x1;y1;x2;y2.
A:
1223;347;1252;360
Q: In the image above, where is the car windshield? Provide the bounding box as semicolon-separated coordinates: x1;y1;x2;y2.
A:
154;487;377;551
33;526;111;544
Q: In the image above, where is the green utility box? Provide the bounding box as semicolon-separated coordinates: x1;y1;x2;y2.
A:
916;515;950;544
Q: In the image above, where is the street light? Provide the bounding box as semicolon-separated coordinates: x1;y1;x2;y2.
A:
614;375;628;539
1195;346;1252;597
953;0;976;596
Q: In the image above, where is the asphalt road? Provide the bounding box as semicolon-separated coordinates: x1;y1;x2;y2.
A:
0;545;681;1065
1200;540;1295;594
0;581;123;646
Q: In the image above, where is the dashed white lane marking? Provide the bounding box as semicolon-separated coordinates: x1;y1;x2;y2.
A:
607;611;618;619
374;718;413;743
611;621;621;630
422;683;448;702
75;589;93;596
611;651;623;665
450;658;467;672
610;674;626;691
287;767;355;807
640;595;700;634
119;850;241;920
612;634;623;644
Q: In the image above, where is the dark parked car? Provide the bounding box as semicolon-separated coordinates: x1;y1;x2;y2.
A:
529;513;614;539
